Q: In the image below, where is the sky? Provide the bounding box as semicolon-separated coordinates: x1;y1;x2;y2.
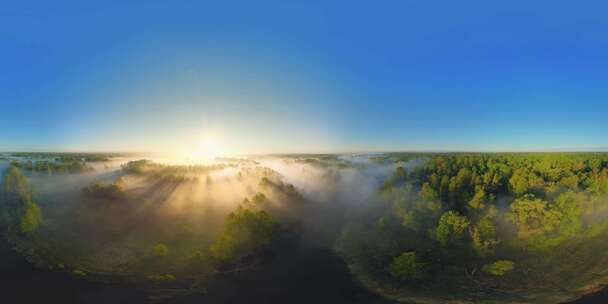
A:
1;0;608;154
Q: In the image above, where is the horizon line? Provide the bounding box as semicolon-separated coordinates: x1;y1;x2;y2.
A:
1;147;608;155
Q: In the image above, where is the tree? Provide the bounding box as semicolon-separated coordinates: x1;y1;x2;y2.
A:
2;165;42;234
19;199;42;234
83;178;126;200
509;170;544;197
420;182;438;201
388;252;425;280
112;177;126;193
393;185;441;233
468;187;488;210
471;206;498;256
3;165;29;197
122;160;151;174
507;195;556;240
153;243;169;257
210;205;276;261
436;211;470;246
551;191;583;236
559;175;579;190
251;192;267;205
509;171;530;197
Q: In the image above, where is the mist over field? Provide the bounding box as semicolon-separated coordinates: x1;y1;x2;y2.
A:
0;153;405;303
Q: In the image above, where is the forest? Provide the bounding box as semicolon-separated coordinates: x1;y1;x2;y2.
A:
1;152;608;303
339;153;608;303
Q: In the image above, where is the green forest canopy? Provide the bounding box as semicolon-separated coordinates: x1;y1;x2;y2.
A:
339;152;608;302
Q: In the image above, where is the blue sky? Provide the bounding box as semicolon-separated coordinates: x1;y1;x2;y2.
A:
1;0;608;153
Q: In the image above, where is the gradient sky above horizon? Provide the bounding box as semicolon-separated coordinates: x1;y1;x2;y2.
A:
2;0;608;154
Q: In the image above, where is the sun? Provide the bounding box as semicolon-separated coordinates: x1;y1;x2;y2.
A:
192;134;224;160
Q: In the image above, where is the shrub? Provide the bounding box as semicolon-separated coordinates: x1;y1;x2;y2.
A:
147;274;176;282
83;178;126;200
436;211;470;246
482;260;514;276
72;269;87;277
191;250;203;260
122;160;152;174
388;252;425;280
153;243;169;257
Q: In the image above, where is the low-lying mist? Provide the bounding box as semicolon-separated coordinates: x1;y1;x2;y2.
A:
0;154;409;283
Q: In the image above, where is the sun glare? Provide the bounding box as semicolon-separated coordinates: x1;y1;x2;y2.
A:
191;134;224;160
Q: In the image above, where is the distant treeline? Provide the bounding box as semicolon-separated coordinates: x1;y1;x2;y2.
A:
11;159;92;173
121;159;236;175
5;152;123;174
10;152;123;162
